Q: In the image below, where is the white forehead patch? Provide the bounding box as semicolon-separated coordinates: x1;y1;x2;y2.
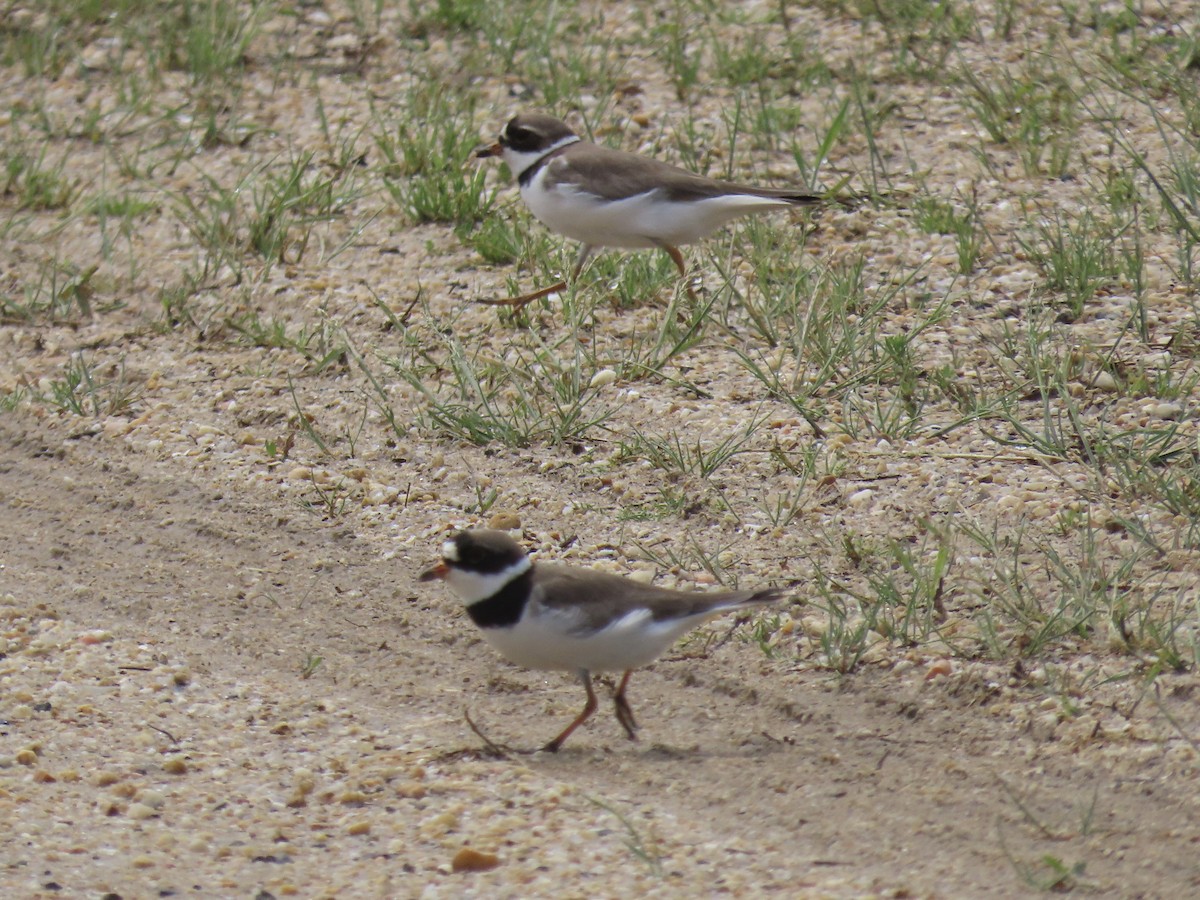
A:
442;540;459;561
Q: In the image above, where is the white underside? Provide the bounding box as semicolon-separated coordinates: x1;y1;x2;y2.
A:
522;173;790;249
482;603;714;673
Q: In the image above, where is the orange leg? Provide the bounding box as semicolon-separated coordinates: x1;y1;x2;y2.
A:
542;671;598;753
613;670;638;740
480;245;596;309
477;279;567;308
660;244;698;300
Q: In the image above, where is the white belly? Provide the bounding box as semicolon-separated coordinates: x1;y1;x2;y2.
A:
522;177;790;249
481;605;706;674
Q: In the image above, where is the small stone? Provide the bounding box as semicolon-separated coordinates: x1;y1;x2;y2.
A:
1093;371;1119;392
925;660;953;680
163;758;188;775
138;789;166;809
451;847;501;872
847;488;875;508
128;802;157;820
347;820;371;835
15;748;37;765
1151;402;1182;420
487;511;521;531
627;568;656;585
589;368;618;388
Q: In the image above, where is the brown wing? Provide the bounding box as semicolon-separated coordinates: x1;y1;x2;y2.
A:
530;563;785;634
547;144;821;206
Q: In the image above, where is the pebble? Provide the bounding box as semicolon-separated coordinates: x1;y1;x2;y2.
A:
1149;402;1182;419
451;847;502;872
847;488;875;508
589;368;618;388
487;511;522;531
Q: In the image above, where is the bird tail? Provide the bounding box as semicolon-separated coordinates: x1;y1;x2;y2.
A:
740;586;790;607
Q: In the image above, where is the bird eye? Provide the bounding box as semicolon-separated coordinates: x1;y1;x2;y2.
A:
506;125;531;142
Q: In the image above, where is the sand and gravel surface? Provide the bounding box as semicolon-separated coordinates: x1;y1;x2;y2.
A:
4;1;1200;897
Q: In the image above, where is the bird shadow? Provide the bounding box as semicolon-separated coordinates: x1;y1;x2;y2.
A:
445;706;798;763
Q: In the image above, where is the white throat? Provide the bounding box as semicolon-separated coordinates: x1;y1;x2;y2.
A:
444;555;532;605
502;135;581;183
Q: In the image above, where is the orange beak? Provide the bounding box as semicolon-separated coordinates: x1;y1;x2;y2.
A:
419;561;449;582
475;142;502;159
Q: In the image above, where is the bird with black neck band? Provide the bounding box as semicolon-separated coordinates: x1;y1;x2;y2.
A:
420;528;788;752
475;112;824;307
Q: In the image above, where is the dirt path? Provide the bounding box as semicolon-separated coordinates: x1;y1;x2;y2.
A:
4;2;1200;895
3;412;1197;897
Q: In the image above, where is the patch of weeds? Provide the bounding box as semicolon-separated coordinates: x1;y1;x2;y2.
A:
0;384;33;413
522;15;626;112
137;0;268;90
957;52;1080;177
463;214;529;266
958;516;1159;664
375;325;613;448
3;145;75;211
851;0;977;77
587;250;682;310
913;190;985;273
594;292;715;393
1110;591;1198;673
754;481;811;530
300;653;325;679
999;781;1099;891
840;328;938;441
809;562;878;674
586;796;664;878
789;94;851;191
246;148;369;266
614;410;769;480
1017;208;1118;321
1;260;108;323
616;486;692;523
225;311;348;371
42;354;141;418
649;0;708;100
172;150;366;281
374;84;495;226
826;528;954;652
736;256;942;431
1105;122;1200;286
745;611;787;659
301;475;352;519
631;533;742;588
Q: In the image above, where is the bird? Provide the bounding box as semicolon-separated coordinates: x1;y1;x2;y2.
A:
419;528;787;752
475;112;823;307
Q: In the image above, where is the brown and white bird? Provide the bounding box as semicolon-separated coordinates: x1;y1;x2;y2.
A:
475;112;822;306
419;529;787;752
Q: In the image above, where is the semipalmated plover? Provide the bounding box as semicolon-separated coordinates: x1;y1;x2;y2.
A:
475;112;822;306
419;529;787;751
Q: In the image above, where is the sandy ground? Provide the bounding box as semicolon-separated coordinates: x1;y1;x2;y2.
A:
4;1;1200;897
3;410;1198;896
